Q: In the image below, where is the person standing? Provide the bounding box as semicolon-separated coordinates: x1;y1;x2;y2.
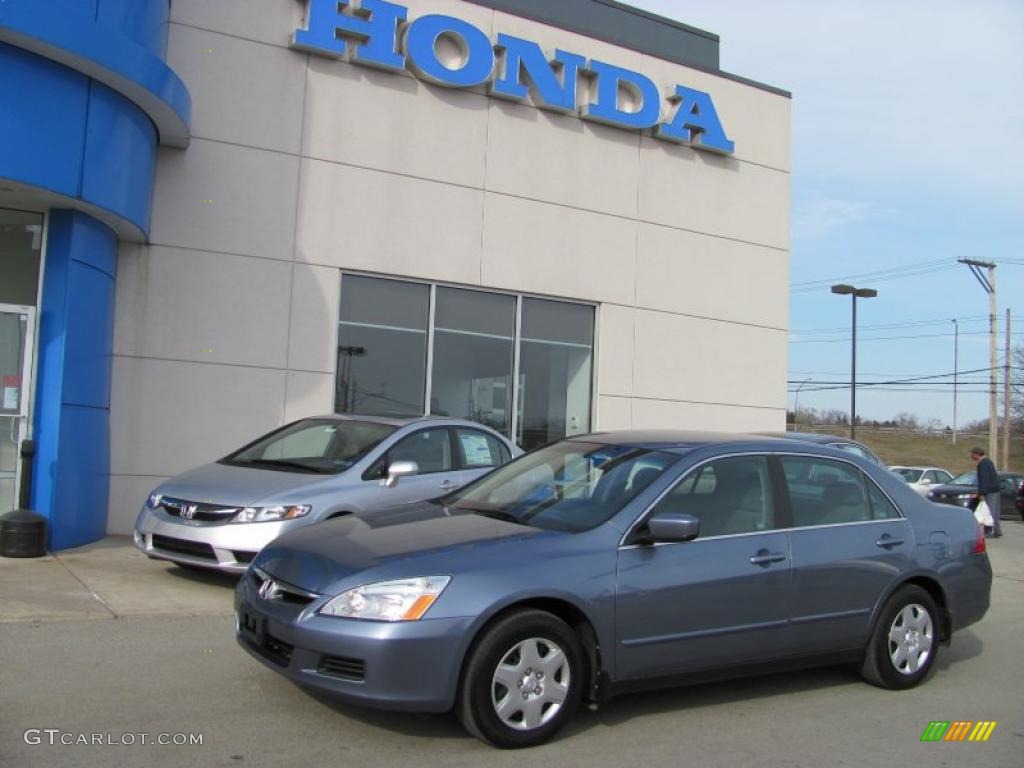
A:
970;447;1003;538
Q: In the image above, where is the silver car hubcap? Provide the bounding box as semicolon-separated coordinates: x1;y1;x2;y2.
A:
491;637;570;731
888;603;934;675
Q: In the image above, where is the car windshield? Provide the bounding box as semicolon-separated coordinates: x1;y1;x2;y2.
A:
893;468;923;483
446;440;678;533
950;471;977;486
223;419;396;474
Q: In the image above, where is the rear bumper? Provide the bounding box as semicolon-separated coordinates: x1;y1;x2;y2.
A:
948;554;993;634
234;574;474;713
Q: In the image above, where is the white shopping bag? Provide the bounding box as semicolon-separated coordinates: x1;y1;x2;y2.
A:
974;498;994;527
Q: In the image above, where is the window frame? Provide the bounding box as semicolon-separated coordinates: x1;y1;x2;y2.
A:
621;450;905;547
337;272;597;447
621;452;789;547
776;453;904;529
361;427;458;480
452;426;508;471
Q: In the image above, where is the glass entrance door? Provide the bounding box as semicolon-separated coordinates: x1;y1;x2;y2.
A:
0;305;35;512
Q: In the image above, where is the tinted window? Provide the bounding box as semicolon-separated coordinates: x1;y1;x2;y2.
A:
449;441;676;533
337;276;429;416
455;428;507;469
866;481;900;520
517;299;594;451
951;472;977;486
389;429;453;474
649;456;774;537
893;468;923;483
431;288;515;435
781;457;879;526
226;419;396;474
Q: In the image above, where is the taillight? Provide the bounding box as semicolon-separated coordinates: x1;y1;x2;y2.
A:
973;523;987;554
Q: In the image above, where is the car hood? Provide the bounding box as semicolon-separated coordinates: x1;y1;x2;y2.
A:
155;462;332;507
254;502;547;594
927;483;977;497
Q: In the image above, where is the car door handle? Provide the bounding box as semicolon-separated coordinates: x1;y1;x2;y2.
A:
749;551;787;566
876;535;905;549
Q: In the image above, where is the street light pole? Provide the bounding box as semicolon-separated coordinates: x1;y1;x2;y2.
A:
831;284;878;440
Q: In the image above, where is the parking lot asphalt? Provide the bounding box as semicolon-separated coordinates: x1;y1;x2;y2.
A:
1;527;1022;768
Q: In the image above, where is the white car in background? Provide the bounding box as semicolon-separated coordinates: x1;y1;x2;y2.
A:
889;466;954;496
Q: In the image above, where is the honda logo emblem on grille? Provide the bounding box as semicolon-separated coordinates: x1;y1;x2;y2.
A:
258;578;280;601
180;504;198;520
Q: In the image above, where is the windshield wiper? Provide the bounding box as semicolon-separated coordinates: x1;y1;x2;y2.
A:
243;458;331;474
460;506;532;527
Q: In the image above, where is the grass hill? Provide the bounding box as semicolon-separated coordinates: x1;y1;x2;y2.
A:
791;425;1024;474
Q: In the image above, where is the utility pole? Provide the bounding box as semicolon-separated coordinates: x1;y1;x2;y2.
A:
951;318;959;444
959;259;998;464
1003;309;1011;469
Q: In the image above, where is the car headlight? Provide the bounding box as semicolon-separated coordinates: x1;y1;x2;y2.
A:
231;505;311;523
318;576;451;621
146;492;164;509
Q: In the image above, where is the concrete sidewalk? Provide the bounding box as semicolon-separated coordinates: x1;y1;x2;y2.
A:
0;536;236;622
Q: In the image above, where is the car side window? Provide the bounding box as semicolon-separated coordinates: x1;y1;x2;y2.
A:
455;428;506;469
865;481;900;520
1001;475;1019;492
781;457;875;526
922;470;938;484
388;429;453;474
938;471;953;483
650;456;774;538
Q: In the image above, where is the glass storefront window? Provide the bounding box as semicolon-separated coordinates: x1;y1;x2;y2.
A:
431;287;515;435
518;298;594;450
0;209;43;307
336;275;429;416
336;275;595;450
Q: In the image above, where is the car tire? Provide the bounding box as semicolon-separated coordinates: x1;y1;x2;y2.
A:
860;585;939;690
457;609;584;748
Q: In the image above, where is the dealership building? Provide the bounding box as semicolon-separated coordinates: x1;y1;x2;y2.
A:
0;0;790;549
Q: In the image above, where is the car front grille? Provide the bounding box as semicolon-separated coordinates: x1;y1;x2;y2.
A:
250;568;318;606
318;655;366;681
160;497;241;523
151;534;216;560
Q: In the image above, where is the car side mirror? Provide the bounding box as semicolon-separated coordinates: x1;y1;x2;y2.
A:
920;478;932;485
384;460;418;488
646;512;700;543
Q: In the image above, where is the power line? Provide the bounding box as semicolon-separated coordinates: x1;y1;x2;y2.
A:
790;330;999;344
791;314;995;335
790;260;960;294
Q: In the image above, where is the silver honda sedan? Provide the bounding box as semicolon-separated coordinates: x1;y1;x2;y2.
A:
134;415;521;572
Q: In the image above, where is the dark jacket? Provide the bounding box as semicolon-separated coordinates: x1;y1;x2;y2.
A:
976;457;1000;494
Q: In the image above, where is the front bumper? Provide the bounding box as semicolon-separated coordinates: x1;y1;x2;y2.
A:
134;507;300;573
234;573;474;713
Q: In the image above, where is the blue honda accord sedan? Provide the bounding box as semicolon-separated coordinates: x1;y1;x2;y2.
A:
235;431;992;748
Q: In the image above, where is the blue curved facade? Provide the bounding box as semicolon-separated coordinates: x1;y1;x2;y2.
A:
0;0;190;549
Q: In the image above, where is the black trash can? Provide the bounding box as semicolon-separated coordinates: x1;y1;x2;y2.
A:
0;509;48;558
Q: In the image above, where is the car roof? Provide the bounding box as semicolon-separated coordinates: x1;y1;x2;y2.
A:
301;413;498;429
566;429;828;456
757;431;855;445
890;465;947;472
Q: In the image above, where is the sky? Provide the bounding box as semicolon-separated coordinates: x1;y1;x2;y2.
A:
628;0;1024;427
